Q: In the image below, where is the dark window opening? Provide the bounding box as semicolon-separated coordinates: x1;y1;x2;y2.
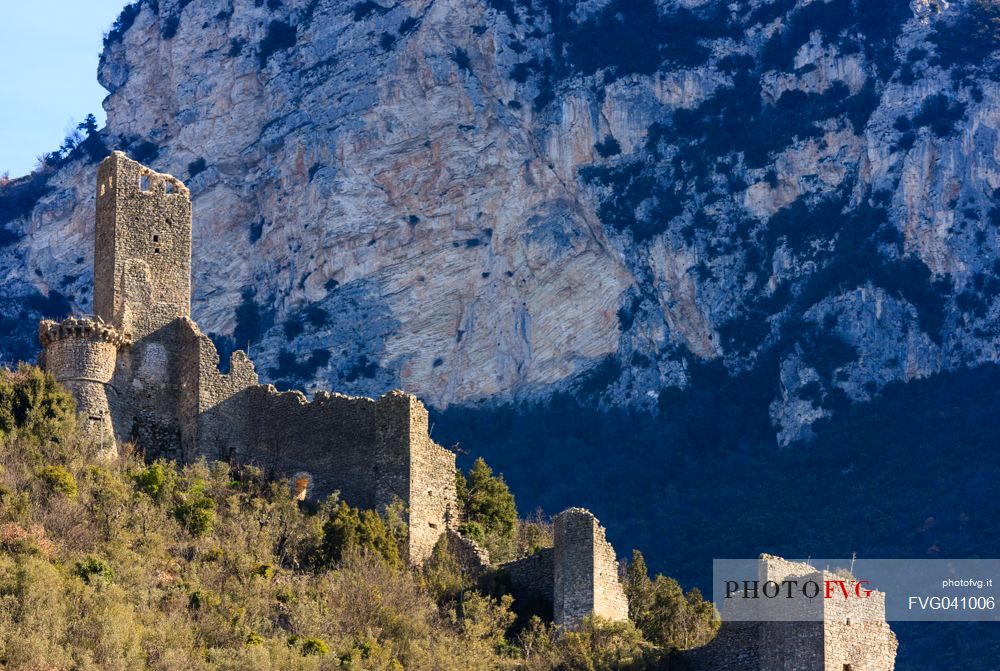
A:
153;234;159;242
154;248;160;254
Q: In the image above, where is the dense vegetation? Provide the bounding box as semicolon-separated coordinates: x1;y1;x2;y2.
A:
0;365;717;670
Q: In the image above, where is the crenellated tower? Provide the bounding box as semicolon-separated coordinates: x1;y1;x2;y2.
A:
38;315;130;455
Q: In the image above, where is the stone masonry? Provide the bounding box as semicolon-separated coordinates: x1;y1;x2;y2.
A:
499;508;629;628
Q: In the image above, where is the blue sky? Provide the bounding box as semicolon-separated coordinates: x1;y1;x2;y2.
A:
0;1;128;178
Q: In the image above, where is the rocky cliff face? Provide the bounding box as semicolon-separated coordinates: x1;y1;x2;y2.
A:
2;0;998;444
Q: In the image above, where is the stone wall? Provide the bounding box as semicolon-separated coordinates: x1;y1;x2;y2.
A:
552;508;629;627
500;548;555;619
248;385;379;508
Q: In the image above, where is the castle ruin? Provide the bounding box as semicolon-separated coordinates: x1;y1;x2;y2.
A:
36;153;899;664
36;153;632;627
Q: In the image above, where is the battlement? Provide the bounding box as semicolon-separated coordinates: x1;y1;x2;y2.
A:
38;316;131;348
97;152;189;200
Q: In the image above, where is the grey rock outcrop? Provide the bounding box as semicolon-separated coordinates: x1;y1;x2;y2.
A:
3;0;999;444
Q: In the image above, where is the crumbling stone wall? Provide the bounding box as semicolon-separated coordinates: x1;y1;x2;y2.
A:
553;508;629;627
500;548;555;620
248;385;378;507
176;317;258;463
443;529;491;579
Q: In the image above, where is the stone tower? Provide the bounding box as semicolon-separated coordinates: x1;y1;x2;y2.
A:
93;151;192;338
37;316;130;454
682;555;898;671
553;508;630;627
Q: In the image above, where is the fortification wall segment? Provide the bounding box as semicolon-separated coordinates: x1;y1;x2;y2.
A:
95;151;191;338
248;385;379;507
553;508;628;627
682;621;764;670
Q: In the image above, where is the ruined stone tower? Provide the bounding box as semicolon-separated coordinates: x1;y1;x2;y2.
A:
498;508;630;628
93;151;192;337
553;508;630;626
38;316;129;453
39;152;457;564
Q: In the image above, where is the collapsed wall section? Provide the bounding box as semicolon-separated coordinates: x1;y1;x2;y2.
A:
177;318;258;463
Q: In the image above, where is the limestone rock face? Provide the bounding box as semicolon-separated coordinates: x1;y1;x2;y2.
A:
3;0;999;444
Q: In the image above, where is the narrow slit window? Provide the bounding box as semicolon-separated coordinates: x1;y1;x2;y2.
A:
153;235;159;243
140;175;150;191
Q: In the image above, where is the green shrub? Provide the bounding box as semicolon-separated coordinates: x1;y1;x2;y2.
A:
173;486;216;537
133;460;173;500
37;465;77;498
73;554;114;585
299;637;330;656
625;550;719;651
457;520;485;544
0;365;75;446
457;458;518;561
319;500;403;569
556;617;652;671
